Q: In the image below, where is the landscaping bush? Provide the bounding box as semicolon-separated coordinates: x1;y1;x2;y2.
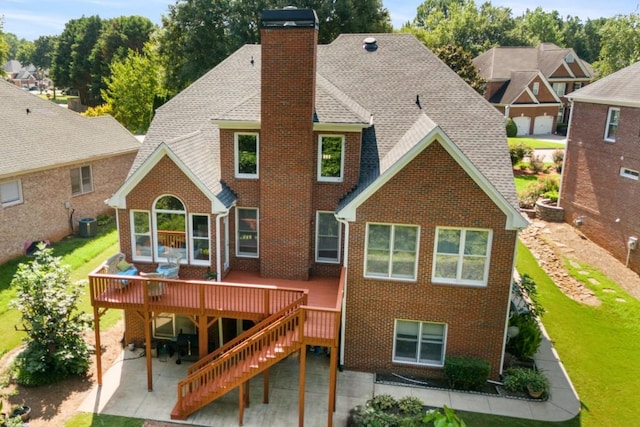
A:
506;313;542;360
552;148;564;173
517;183;541;209
444;356;491;391
503;367;550;399
506;118;518;137
529;154;548;174
509;141;533;165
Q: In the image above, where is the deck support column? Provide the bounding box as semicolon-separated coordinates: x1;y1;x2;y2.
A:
263;368;269;404
144;309;153;391
298;345;307;427
93;306;102;386
239;382;245;426
199;315;208;359
328;345;338;427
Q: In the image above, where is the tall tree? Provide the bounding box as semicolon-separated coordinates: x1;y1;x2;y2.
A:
16;40;34;64
509;7;564;46
594;13;640;77
433;44;485;94
31;35;57;70
0;19;9;73
581;18;607;65
3;31;20;58
102;43;165;133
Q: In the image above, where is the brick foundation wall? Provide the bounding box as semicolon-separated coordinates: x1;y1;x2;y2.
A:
561;101;640;272
343;141;517;380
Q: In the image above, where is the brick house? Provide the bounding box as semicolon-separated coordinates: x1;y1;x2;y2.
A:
474;43;593;135
0;79;139;264
560;61;640;274
99;7;527;422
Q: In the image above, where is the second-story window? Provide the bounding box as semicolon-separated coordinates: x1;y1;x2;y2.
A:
532;82;539;96
71;165;93;195
552;83;566;97
235;133;258;178
237;207;259;257
318;135;344;182
604;107;620;142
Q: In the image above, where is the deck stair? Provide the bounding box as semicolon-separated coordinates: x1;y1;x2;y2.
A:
170;309;303;420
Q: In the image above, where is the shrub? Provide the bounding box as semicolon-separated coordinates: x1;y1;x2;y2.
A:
397;396;424;417
509;142;533;165
516;274;545;318
517;184;541;209
543;190;559;202
368;394;397;412
444;356;490;391
552;149;564;172
506;313;542;360
538;174;559;193
503;367;550;399
506;118;518;137
349;396;466;427
529;154;548;173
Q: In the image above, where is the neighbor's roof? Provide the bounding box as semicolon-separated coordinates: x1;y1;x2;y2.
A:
569;61;640;108
136;33;520;215
0;79;140;178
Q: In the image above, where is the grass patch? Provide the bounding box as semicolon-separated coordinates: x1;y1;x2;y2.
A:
458;411;579;426
514;175;539;192
508;137;564;149
0;226;121;357
65;413;143;427
516;241;640;426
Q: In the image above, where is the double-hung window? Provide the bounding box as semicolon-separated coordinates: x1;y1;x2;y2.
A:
552;82;566;97
393;320;446;366
237;208;258;257
131;210;152;261
71;165;93;195
316;211;340;263
432;227;492;286
365;223;419;280
235;133;258;178
318;135;344;182
190;214;211;265
604;107;620;142
532;82;539;96
0;180;23;207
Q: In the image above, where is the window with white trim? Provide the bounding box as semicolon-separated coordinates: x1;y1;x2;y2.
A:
552;82;566;97
565;53;574;63
235;133;258;178
532;82;539;96
190;214;211;265
318;135;344;182
365;223;419;280
316;211;341;263
393;320;446;366
557;105;565;123
0;180;23;207
432;227;492;286
154;195;186;262
604;107;620;142
573;82;582;91
131;210;152;261
237;208;258;257
71;165;93;195
620;167;639;180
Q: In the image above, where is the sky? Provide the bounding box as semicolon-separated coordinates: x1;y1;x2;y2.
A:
1;0;637;41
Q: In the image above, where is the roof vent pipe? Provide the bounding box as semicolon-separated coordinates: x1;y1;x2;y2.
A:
363;37;378;52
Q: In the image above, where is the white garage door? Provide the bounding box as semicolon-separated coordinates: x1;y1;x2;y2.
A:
513;116;531;136
533;116;554;135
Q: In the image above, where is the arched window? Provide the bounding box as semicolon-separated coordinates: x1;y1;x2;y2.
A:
153;195;186;261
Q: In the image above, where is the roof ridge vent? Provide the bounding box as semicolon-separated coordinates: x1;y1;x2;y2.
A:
363;37;378;52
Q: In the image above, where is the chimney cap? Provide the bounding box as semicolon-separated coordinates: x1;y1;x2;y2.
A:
261;8;319;29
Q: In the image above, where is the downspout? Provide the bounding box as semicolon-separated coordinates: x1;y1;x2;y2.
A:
500;229;521;377
336;216;349;369
215;208;231;282
557;99;574;205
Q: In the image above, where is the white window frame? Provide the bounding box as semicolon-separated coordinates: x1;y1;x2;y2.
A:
0;179;23;207
315;211;341;264
317;135;345;182
189;214;211;266
573;82;582;91
604;107;620;142
566;53;574;63
153;195;187;263
393;319;447;367
234;132;259;179
557;105;565;123
364;223;420;281
552;82;566;97
432;227;492;287
131;210;152;262
236;207;259;258
620;167;639;181
532;82;539;96
71;165;93;196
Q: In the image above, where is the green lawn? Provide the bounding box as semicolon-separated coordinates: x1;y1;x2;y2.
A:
0;225;120;358
65;413;143;427
508;137;565;149
514;175;539;192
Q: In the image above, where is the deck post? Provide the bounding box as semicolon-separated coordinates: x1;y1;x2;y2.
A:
199;315;208;359
93;305;102;386
328;345;338;427
263;368;269;403
239;382;245;426
144;309;153;391
298;345;307;427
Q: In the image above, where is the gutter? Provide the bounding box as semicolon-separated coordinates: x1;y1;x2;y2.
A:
214;207;232;282
336;216;350;369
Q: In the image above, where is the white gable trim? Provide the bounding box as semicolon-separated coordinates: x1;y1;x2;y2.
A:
538;73;563;103
523;87;540;104
558;61;576;78
107;142;228;213
336;127;528;230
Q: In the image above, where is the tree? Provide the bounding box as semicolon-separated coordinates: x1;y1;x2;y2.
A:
0;18;9;74
31;35;57;70
10;245;92;386
509;7;564;46
102;43;165;133
594;14;640;77
433;44;485;94
16;40;34;64
3;31;19;58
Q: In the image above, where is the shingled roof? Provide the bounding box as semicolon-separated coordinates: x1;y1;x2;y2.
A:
569;61;640;107
0;79;140;179
137;33;521;219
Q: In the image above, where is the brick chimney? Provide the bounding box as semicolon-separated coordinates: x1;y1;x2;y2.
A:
259;8;318;279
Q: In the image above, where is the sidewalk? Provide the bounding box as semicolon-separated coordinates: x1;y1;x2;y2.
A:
78;324;580;426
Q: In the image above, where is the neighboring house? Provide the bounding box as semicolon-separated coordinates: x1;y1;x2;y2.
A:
474;43;593;135
3;60;49;89
93;7;527;423
561;61;640;274
0;79;140;264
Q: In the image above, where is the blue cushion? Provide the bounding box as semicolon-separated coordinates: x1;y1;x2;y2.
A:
116;267;138;286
